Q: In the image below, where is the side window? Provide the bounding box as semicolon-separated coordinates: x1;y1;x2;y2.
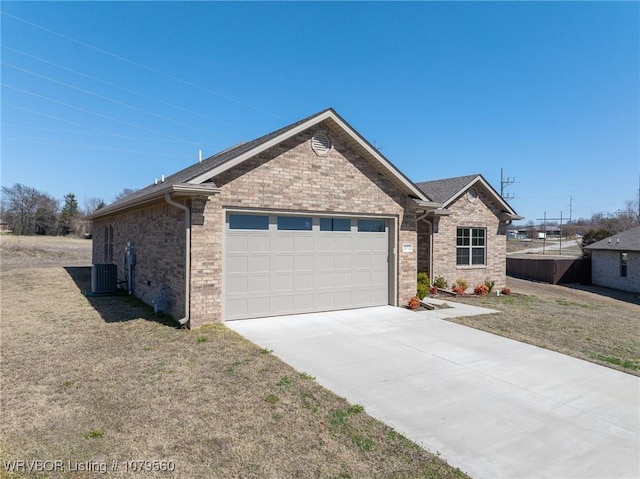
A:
621;252;628;277
457;227;486;266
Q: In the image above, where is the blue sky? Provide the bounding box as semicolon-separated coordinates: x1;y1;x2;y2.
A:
2;1;638;224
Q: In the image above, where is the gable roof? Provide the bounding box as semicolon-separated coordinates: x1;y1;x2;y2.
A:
415;174;522;220
89;108;432;219
585;226;640;252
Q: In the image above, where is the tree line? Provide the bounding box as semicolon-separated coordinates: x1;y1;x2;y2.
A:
0;183;135;236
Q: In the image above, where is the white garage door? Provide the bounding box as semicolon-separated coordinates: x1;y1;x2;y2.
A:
224;213;390;320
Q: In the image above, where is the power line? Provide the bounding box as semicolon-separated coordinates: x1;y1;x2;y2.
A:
1;11;284;120
3;83;210;146
2;45;255;135
3;102;196;156
3;61;234;141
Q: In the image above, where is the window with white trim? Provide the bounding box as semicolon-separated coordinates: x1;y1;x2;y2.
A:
456;227;486;266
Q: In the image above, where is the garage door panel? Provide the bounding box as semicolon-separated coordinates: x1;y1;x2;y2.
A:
334;236;353;250
227;235;248;252
227;256;248;274
249;274;270;293
354;254;371;268
316;253;335;269
273;235;294;252
225;213;389;320
273;254;294;272
294;254;314;270
335;253;352;268
294;236;314;252
249;235;270;252
273;273;294;292
295;272;313;289
315;236;334;252
335;271;352;287
248;255;270;273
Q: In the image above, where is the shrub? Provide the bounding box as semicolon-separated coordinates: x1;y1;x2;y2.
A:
452;285;465;296
407;296;420;310
416;272;430;299
484;278;495;293
501;287;511;295
417;283;429;300
429;285;438;295
433;276;448;289
454;278;469;292
474;284;489;296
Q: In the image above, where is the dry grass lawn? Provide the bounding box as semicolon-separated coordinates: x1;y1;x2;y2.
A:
0;235;465;479
449;278;640;376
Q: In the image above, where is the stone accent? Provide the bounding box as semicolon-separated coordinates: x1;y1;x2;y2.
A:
92;121;418;327
591;250;640;293
418;185;508;292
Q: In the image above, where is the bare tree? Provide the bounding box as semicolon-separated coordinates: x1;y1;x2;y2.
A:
1;183;58;235
82;197;106;216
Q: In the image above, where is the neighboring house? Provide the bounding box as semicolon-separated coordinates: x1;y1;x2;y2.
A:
88;109;521;327
415;174;522;291
585;226;640;293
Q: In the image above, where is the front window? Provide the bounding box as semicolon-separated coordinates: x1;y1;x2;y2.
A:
621;252;628;277
457;227;486;266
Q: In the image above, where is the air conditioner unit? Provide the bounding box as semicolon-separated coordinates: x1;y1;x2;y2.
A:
91;264;118;294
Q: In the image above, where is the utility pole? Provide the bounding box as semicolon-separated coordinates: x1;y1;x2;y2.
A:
569;196;574;224
536;212;565;255
501;168;516;200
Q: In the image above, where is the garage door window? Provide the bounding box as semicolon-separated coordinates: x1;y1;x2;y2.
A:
229;214;269;230
320;218;351;231
277;216;312;230
357;219;386;232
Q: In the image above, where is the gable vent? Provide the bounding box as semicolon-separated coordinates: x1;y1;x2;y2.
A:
311;133;331;156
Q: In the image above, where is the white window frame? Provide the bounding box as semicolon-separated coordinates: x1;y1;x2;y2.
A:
456;227;486;266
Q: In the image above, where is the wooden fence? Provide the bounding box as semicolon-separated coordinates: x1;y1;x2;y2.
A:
506;258;591;285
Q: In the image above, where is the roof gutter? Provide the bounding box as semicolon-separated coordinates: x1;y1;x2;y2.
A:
87;183;220;220
164;193;191;328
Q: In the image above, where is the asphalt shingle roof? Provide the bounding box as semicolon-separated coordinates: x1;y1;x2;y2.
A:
103;108;334;210
585;226;640;252
415;174;480;204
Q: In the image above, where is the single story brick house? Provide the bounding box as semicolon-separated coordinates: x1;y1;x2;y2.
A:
585;226;640;293
88;109;520;327
416;174;522;291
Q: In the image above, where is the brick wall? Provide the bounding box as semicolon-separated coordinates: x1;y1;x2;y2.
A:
92;204;186;319
591;250;640;293
418;186;508;292
93;121;418;326
189;124;416;326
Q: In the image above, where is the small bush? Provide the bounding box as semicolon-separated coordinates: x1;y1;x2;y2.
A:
474;284;489;296
454;278;469;291
484;278;495;293
452;285;465;296
416;272;430;299
501;287;511;295
429;285;438;295
433;276;448;289
407;297;420;310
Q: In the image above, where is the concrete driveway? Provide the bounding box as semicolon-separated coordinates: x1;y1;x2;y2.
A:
227;306;640;479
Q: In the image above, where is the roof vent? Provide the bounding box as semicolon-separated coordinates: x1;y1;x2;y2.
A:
311;133;331;156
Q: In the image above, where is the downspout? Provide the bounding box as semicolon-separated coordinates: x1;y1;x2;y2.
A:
417;212;434;284
165;194;190;327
